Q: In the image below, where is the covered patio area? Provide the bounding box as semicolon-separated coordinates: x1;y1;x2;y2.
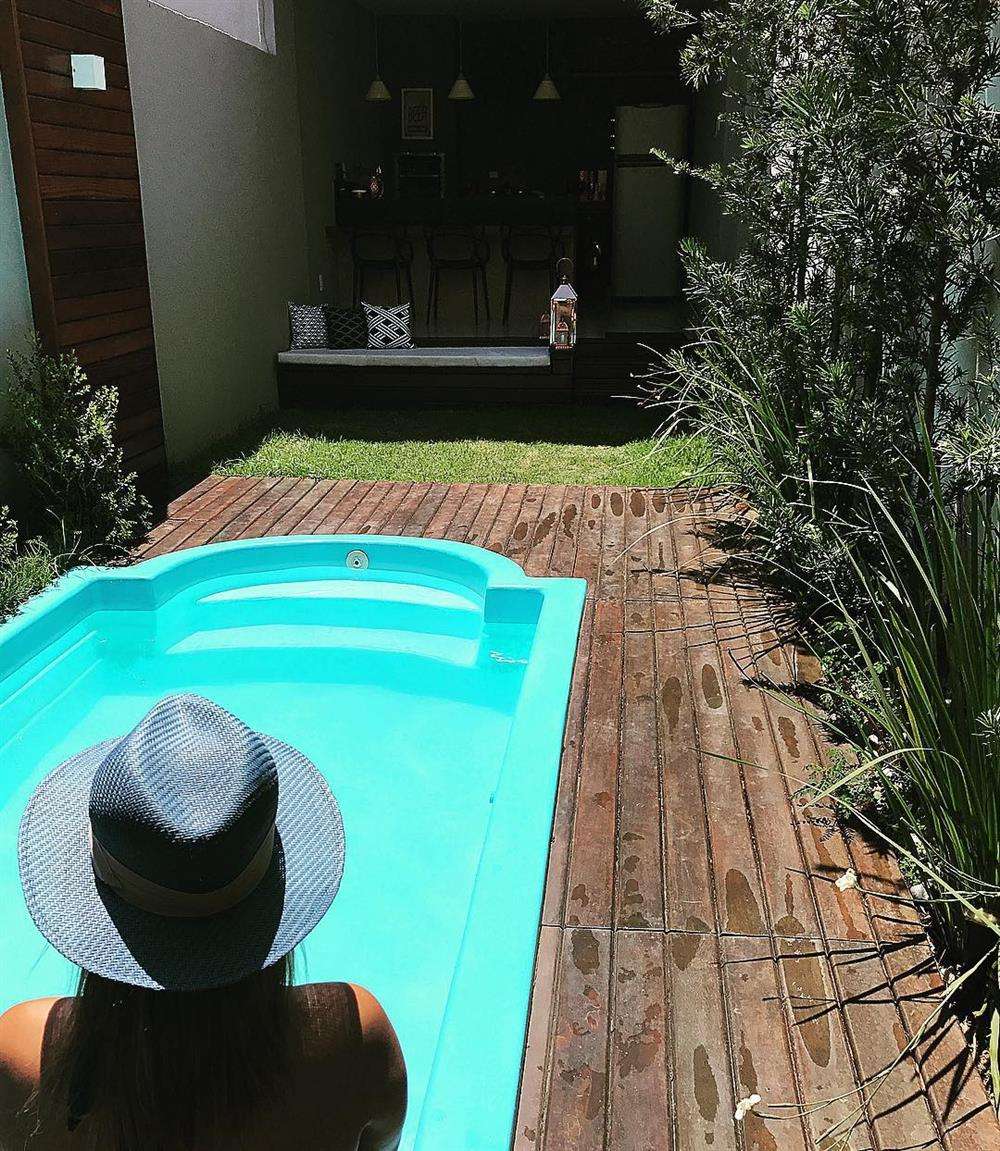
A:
142;478;996;1151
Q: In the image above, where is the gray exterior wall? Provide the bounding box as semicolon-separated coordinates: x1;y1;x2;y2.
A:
122;0;309;468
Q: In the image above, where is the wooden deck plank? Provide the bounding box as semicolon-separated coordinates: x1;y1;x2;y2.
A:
880;940;997;1151
773;933;880;1150
542;927;613;1151
215;477;299;542
317;478;379;531
484;483;529;554
166;473;221;518
721;935;811;1151
563;601;624;929
423;483;475;539
169;477;272;552
506;484;549;568
234;477;316;538
573;488;606;587
655;615;716;934
599;487;627;600
511;925;561;1151
667;929;739;1151
831;943;943;1151
615;629;665;930
139;476;256;557
547;484;585;579
623;487;652;605
352;478;414;531
395;483;449;538
270;478;347;535
524;485;568;578
442;482;490;542
610;931;672;1151
139;479;997;1151
672;498;770;941
288;476;359;534
464;483;511;548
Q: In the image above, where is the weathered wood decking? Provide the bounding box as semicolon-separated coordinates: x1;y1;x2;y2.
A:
143;478;997;1151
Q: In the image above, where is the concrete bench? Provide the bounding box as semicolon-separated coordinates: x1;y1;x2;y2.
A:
275;344;573;407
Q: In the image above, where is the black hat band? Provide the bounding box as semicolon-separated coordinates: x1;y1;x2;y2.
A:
89;824;276;920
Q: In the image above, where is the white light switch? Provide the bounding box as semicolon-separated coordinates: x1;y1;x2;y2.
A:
70;54;106;91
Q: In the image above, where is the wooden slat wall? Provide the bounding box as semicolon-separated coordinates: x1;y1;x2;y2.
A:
0;0;167;504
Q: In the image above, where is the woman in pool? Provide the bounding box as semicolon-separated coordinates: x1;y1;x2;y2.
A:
0;693;406;1150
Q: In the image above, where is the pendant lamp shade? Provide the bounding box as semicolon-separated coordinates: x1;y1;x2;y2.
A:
366;76;391;103
449;73;475;101
448;21;474;101
366;20;391;102
533;74;561;101
534;25;560;101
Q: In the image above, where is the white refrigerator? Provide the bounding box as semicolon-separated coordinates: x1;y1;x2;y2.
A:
612;104;688;299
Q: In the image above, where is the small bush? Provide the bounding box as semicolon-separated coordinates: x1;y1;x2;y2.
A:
3;340;150;561
0;507;56;622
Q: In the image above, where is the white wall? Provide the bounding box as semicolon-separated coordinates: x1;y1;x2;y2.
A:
122;0;309;468
0;89;31;365
688;81;741;262
0;84;33;505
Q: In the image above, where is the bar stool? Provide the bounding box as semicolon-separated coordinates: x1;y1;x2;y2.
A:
424;225;491;328
501;225;563;328
349;227;415;307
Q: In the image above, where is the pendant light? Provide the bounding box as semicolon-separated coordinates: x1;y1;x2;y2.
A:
365;18;391;103
448;20;474;101
533;24;560;101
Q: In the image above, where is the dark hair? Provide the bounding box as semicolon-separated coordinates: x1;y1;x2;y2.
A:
32;955;296;1150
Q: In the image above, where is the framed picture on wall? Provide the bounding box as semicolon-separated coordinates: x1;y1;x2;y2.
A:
401;88;434;141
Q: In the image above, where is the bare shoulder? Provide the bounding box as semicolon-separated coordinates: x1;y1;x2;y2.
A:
292;982;406;1143
293;982;399;1056
0;998;62;1109
346;985;398;1049
345;986;406;1149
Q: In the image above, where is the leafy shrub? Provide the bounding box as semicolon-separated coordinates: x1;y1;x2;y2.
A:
0;507;56;622
641;0;1000;597
639;0;1000;1090
3;340;150;561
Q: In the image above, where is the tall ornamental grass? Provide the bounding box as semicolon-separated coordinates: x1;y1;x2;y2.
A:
817;452;1000;952
639;0;1000;1101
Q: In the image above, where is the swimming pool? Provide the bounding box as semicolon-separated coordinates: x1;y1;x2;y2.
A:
0;536;585;1150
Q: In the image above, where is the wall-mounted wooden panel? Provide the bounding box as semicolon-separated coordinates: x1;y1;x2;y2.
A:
0;0;167;504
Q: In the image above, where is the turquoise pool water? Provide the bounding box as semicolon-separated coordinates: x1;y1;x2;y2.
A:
0;536;585;1150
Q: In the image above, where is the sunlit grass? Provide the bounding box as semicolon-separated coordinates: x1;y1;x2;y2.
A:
213;406;712;487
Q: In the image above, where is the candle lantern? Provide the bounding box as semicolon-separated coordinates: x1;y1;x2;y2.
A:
549;257;578;351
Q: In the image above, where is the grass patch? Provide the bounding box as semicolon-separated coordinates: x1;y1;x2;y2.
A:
0;541;57;622
213;406;711;487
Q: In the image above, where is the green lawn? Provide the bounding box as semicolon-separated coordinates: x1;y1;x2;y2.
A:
213;406;710;487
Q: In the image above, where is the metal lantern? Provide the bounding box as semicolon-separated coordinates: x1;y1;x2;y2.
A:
549;257;578;351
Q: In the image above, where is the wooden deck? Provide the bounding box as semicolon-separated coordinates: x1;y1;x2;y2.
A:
142;478;997;1151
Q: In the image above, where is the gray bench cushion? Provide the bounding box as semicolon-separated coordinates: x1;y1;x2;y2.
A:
277;346;551;369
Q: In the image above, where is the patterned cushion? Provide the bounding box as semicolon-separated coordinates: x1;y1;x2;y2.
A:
325;306;367;350
288;302;328;349
363;301;414;350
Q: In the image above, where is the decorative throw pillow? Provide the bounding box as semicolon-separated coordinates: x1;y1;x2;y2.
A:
363;301;414;350
325;306;367;350
288;302;328;349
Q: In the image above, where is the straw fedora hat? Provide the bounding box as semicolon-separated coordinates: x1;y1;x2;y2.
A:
18;693;345;991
